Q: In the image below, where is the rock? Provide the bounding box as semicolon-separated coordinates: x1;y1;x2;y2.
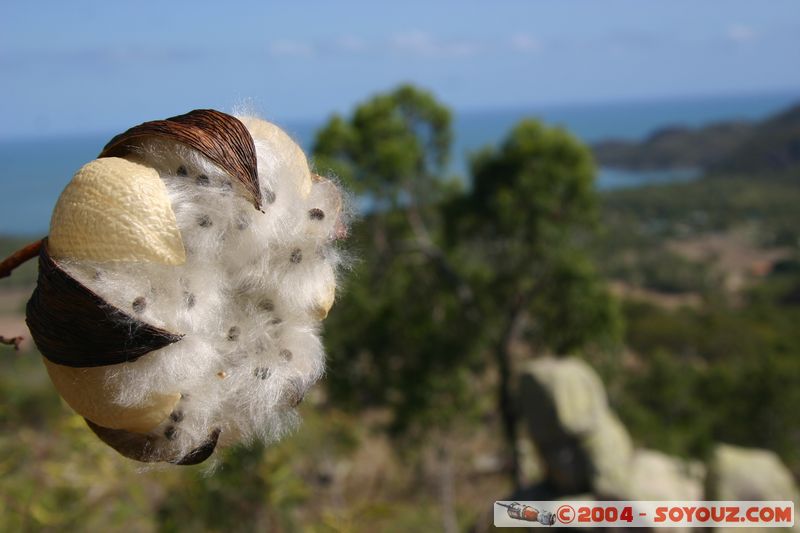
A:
519;356;608;434
515;434;545;485
517;357;799;532
517;356;634;497
583;411;634;498
628;449;705;500
708;444;800;532
707;444;799;501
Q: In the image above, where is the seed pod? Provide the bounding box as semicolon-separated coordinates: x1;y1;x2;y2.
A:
23;110;348;465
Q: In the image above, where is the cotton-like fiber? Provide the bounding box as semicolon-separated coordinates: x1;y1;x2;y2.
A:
40;113;349;464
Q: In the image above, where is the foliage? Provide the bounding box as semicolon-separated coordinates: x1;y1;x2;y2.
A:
315;87;622;477
612;271;800;469
455;119;619;351
600;176;800;246
313;83;453;204
316;86;484;435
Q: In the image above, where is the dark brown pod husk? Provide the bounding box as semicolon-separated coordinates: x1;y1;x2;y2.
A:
86;419;221;465
25;240;183;368
99;109;262;210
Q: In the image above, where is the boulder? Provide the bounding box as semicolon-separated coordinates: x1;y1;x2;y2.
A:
583;411;634;498
707;444;799;501
707;444;799;532
628;449;705;500
517;356;634;497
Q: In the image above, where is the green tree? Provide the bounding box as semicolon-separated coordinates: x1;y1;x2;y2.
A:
315;86;621;490
314;84;452;205
451;120;622;487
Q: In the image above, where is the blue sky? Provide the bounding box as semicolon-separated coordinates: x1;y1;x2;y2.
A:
1;0;799;139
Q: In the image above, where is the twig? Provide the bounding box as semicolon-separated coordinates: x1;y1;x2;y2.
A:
0;335;24;351
0;238;43;279
0;239;42;353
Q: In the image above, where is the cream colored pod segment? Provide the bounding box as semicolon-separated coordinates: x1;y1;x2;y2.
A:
43;360;180;433
237;116;313;198
45;156;185;433
48;157;186;265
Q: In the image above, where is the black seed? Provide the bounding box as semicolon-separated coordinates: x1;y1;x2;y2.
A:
254;367;270;380
177;166;188;176
92;270;102;281
198;214;212;228
184;292;196;309
170;410;184;423
269;317;283;326
279;349;293;362
264;189;276;204
132;296;146;314
309;208;325;220
227;326;240;341
259;299;274;312
164;426;177;440
196;174;210;186
290;249;303;264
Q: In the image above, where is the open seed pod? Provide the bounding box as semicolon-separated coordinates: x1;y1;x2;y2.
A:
24;109;348;465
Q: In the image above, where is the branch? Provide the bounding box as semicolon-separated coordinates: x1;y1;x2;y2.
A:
399;241;478;314
0;238;43;279
399;180;479;315
495;292;530;491
0;335;24;351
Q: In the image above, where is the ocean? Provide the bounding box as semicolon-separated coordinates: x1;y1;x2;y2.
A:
1;90;797;236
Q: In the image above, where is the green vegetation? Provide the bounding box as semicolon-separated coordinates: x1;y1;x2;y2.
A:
594;173;800;472
315;86;620;489
610;263;800;468
1;85;799;531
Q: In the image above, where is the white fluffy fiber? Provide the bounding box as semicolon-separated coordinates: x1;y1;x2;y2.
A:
59;116;350;461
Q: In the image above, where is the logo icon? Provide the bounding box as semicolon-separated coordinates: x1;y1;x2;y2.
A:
496;502;556;525
556;504;576;524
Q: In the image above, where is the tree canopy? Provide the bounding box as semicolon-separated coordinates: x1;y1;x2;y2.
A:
314;85;621;485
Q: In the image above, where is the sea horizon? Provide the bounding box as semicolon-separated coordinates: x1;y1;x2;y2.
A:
1;89;798;237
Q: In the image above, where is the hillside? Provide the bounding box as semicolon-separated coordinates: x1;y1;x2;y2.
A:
712;103;800;174
592;101;800;173
592;121;754;169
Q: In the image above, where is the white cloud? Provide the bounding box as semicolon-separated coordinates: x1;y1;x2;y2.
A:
726;23;758;44
510;33;541;53
390;31;480;58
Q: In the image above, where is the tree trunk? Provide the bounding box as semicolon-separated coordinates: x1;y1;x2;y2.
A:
496;297;526;491
437;444;459;533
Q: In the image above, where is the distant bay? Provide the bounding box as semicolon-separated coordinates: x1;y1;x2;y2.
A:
1;90;797;236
